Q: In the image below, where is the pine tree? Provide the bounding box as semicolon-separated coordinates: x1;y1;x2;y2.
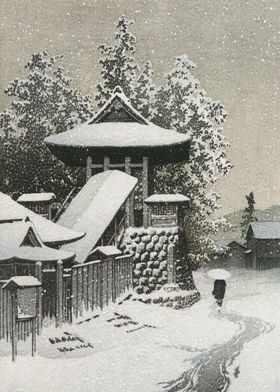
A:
133;60;156;120
0;51;93;200
95;16;139;107
152;55;232;267
241;192;257;240
95;19;232;268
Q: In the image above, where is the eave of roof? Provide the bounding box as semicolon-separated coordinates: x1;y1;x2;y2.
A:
0;220;75;262
45;87;190;166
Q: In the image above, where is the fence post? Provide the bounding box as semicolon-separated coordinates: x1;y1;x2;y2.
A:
35;262;42;334
56;260;63;327
11;291;17;362
83;266;88;311
130;256;133;289
88;264;93;310
72;268;78;319
99;263;104;310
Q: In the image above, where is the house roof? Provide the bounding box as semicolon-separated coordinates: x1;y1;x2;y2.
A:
17;192;56;203
248;221;280;239
90;246;122;258
45;87;190;166
59;170;137;263
0;192;84;246
214;239;247;251
145;193;190;204
0;220;75;262
3;276;41;289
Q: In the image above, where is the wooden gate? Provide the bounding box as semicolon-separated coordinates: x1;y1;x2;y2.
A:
42;270;57;320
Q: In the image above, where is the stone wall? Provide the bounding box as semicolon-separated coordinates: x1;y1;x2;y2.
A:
120;226;195;294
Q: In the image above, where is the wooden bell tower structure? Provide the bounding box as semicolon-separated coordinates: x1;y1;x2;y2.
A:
45;87;191;228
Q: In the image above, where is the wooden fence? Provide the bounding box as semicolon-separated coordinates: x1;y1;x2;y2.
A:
0;281;11;341
0;254;133;339
65;255;133;321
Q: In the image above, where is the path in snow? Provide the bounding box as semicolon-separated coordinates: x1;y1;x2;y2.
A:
163;308;274;392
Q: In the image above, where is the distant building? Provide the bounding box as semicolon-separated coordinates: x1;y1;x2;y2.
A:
246;221;280;270
210;239;248;269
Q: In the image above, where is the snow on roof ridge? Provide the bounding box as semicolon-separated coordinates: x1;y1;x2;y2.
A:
18;192;56;202
249;221;280;239
4;276;41;288
145;193;190;203
89;86;149;125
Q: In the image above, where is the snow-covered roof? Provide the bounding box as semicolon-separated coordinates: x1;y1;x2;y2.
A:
0;192;84;246
45;122;189;149
17;192;56;203
248;221;280;239
3;276;41;289
45;88;190;166
90;86;148;125
90;246;122;258
214;239;246;250
59;170;137;263
145;194;190;204
0;220;75;262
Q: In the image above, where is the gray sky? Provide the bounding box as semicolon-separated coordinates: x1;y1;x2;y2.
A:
0;0;279;215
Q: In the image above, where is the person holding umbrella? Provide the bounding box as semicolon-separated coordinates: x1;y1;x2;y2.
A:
207;269;231;307
212;279;226;307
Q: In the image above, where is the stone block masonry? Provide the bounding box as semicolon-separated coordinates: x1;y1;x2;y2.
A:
120;226;195;294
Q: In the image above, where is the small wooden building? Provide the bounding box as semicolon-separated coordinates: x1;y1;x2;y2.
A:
17;193;56;219
210;240;248;269
144;194;190;227
246;221;280;270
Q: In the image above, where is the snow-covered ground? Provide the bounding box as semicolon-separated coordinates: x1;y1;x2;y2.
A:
1;268;280;391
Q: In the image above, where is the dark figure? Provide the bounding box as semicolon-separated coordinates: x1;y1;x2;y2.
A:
212;279;226;307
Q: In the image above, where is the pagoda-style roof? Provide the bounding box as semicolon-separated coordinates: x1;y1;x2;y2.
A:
45;87;190;166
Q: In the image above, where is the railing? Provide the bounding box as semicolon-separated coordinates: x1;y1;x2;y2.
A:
53;187;77;222
108;212;127;246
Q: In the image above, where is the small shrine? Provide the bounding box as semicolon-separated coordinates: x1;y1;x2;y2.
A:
45;87;190;227
144;194;190;227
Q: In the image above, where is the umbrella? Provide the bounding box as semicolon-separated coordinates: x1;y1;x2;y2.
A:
207;268;231;280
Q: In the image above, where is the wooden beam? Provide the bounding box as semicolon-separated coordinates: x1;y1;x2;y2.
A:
109;163;126;168
56;260;63;327
104;156;110;171
142;156;149;228
125;157;133;227
130;163;143;168
86;156;92;181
